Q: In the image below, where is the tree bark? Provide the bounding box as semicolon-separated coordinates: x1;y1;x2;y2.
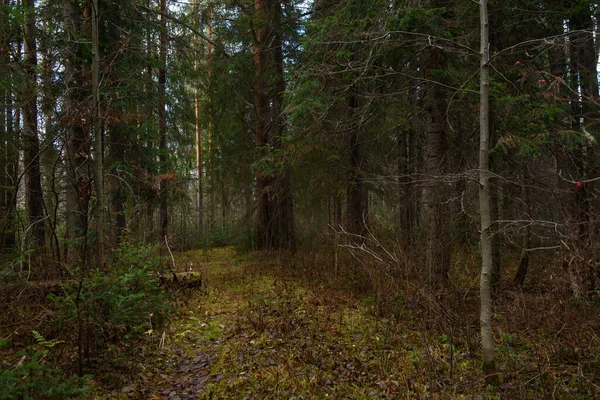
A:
479;0;498;384
3;86;18;249
194;0;203;239
159;0;168;240
346;87;368;243
63;0;90;266
252;0;296;251
91;0;104;267
271;0;295;251
422;45;449;284
568;7;596;244
514;171;531;287
108;128;126;246
23;0;45;247
253;0;271;249
0;0;7;250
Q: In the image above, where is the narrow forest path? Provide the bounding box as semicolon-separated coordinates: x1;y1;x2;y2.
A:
104;247;481;399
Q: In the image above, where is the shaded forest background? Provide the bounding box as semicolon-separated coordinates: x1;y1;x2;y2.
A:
1;0;600;397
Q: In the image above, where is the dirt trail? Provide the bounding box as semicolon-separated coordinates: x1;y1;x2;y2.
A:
132;247;415;399
99;247;470;399
93;247;600;399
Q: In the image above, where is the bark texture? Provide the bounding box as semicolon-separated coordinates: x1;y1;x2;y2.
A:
422;45;449;284
159;0;168;240
253;0;295;251
23;0;45;247
479;0;498;384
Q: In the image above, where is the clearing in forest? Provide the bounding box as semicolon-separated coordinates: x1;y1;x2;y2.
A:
96;247;599;399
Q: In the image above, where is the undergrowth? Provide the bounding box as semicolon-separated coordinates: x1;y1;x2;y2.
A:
0;242;174;398
3;244;599;398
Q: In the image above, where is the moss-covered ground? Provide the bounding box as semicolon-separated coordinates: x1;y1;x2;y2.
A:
90;247;600;399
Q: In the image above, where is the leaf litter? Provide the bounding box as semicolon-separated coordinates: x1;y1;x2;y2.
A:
90;247;600;399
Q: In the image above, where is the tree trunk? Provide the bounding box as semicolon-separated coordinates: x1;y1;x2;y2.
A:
397;127;417;244
159;0;168;240
92;0;104;268
568;7;596;244
63;0;89;266
23;0;45;247
422;45;449;284
108;127;127;246
479;0;498;384
346;87;368;242
271;0;295;251
0;1;7;250
3;87;18;249
514;170;531;287
253;0;271;249
194;0;203;239
490;132;501;289
252;0;295;251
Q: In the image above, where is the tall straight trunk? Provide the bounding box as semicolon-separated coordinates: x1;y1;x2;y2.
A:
567;6;598;295
194;0;203;238
479;0;497;384
570;8;597;243
91;0;104;267
514;170;530;286
271;0;295;251
252;0;295;251
104;4;130;247
108;128;126;246
63;0;89;266
3;89;18;248
159;0;168;239
0;99;5;249
422;45;449;284
23;0;45;247
206;0;213;153
346;87;368;242
205;0;214;234
397;128;416;243
0;1;7;250
253;0;273;249
489;130;501;289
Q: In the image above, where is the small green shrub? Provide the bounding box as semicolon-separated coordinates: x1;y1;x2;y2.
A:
0;334;89;400
53;243;172;348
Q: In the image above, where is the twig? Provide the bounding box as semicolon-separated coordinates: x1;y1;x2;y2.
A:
164;235;178;282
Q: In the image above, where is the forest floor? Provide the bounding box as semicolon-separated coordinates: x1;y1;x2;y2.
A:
91;247;600;399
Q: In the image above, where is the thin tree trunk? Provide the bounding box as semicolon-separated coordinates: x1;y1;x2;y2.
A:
194;0;203;238
92;0;104;267
568;9;595;244
397;128;414;243
422;45;449;284
108;128;126;246
63;0;89;266
346;87;367;242
514;172;530;287
159;0;168;239
0;1;7;249
490;133;501;289
479;0;498;384
271;0;295;251
23;0;45;247
4;88;18;249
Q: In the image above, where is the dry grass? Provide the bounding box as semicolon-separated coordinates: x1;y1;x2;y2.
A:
7;244;597;398
98;244;600;399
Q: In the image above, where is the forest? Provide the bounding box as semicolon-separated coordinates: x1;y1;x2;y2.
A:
1;0;600;398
